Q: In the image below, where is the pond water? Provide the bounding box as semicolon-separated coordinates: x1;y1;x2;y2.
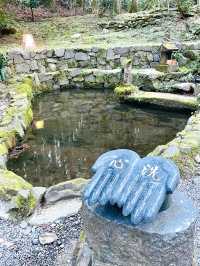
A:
8;89;189;187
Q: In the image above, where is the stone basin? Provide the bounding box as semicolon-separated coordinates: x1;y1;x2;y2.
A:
82;191;198;266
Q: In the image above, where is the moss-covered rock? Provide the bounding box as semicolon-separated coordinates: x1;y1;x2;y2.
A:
0;169;32;199
0;77;34;159
0;77;37;217
14;190;37;217
0;142;8;156
114;84;138;97
150;111;200;180
124;90;199;111
0;169;37;217
16;80;33;99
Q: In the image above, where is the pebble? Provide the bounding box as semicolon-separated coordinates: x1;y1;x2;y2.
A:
195;154;200;164
23;226;32;235
32;238;39;245
20;221;28;229
39;232;58;245
0;214;81;265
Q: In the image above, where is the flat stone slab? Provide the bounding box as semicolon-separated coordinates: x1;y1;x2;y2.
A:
29;198;82;225
125;90;199;110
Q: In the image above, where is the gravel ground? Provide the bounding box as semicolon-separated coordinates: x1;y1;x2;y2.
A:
0;214;82;266
179;168;200;266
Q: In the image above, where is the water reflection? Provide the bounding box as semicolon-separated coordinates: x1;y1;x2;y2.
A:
8;89;189;187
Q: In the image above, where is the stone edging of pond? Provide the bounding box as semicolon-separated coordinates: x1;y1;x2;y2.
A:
0;50;200;219
0;77;90;220
115;84;200;179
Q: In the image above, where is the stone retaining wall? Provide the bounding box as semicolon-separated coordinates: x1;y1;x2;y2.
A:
33;68;122;91
6;42;200;85
6;45;161;75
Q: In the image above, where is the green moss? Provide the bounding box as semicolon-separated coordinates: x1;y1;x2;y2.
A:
23;77;33;87
79;231;86;243
23;107;33;127
121;58;132;66
0;107;16;126
178;66;191;74
172;151;196;180
125;90;199;110
70;178;88;186
0;169;32;200
16;82;33;99
50;178;88;191
150;111;200;180
67;60;77;68
114;84;138;97
15;191;37;216
0;142;8;155
0;131;16;149
155;64;169;73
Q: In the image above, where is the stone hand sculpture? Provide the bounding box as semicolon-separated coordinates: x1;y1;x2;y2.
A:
84;149;180;225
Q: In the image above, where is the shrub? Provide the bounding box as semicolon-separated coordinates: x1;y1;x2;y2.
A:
18;0;54;21
176;0;194;17
0;54;7;81
0;9;16;35
19;0;40;21
139;0;160;10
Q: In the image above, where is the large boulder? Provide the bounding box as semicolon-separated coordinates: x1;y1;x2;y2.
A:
0;169;36;217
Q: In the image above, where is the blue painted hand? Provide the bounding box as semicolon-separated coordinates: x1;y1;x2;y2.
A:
84;149;140;206
120;157;180;224
83;150;180;225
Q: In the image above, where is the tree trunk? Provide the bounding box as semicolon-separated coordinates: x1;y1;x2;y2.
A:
115;0;121;14
31;7;34;22
129;0;137;13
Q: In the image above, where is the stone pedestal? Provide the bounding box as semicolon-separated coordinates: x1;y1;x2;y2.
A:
82;191;197;266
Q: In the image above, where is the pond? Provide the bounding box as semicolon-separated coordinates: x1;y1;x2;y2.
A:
8;89;189;187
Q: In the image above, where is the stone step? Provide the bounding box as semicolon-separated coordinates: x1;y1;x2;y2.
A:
124;90;199;111
131;68;198;95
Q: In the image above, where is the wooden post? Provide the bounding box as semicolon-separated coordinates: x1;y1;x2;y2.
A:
123;59;133;85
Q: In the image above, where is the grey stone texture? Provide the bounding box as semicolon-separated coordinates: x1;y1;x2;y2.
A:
33;68;122;91
44;178;88;204
6;42;200;93
7;45;161;75
82;191;197;266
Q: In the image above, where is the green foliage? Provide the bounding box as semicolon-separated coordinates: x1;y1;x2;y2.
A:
188;59;200;75
173;50;200;75
0;9;16;34
19;0;41;21
176;0;194;17
129;0;137;13
139;0;160;10
121;0;129;11
99;0;113;11
41;0;53;7
0;53;7;69
21;0;40;9
17;0;56;21
179;66;190;73
0;9;8;32
171;51;185;61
